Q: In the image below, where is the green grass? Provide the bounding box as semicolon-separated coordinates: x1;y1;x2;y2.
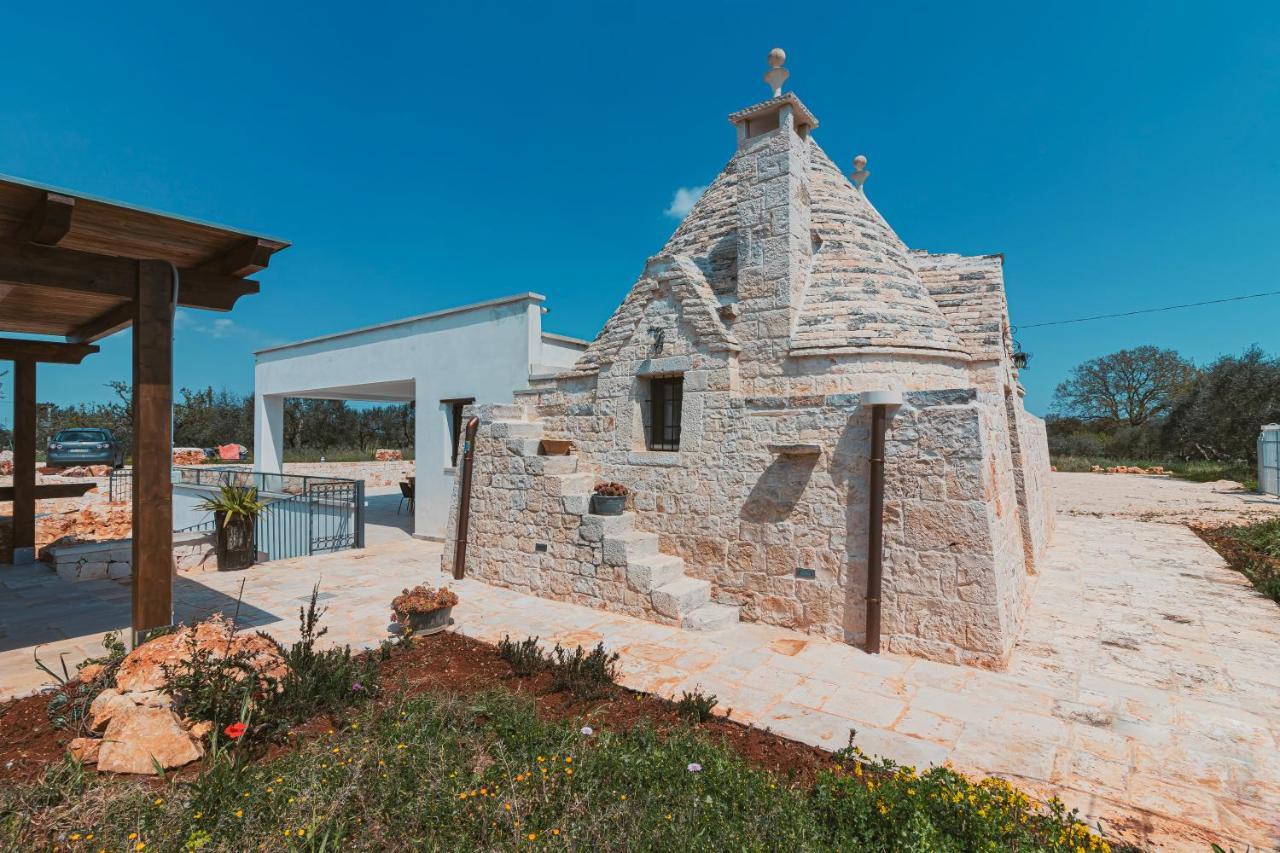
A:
1051;455;1258;490
0;689;1121;852
1213;519;1280;604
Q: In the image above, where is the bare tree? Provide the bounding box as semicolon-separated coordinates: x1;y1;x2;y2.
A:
1052;346;1197;426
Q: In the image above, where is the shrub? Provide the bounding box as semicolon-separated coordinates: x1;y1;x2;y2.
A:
497;635;547;676
163;630;268;733
675;688;719;723
549;642;619;700
259;585;380;726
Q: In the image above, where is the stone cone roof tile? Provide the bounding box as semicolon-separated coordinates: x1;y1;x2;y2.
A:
647;137;968;357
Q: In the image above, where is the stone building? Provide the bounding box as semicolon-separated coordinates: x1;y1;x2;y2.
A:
443;51;1053;669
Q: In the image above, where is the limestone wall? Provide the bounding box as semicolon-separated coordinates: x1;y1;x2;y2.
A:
277;461;414;488
1016;409;1054;563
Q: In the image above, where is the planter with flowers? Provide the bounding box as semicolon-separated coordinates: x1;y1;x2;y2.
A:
591;481;628;516
391;585;459;635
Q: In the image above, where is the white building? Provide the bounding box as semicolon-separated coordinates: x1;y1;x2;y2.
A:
253;293;587;538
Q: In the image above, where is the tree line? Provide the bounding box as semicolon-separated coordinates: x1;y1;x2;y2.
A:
0;384;413;456
1049;344;1280;464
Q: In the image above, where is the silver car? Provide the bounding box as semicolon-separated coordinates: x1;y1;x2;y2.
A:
46;428;125;468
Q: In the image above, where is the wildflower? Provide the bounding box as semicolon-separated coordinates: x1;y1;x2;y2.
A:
128;834;138;841
687;763;702;773
135;844;146;852
70;834;81;841
153;798;163;806
224;722;247;739
580;726;593;736
298;829;306;837
235;809;244;818
351;682;363;692
566;768;573;776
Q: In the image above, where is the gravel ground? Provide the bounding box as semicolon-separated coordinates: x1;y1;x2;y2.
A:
1052;471;1280;526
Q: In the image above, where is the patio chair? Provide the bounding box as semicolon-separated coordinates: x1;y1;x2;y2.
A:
398;480;414;515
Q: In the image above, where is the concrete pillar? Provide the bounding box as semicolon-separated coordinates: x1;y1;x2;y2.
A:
254;393;285;474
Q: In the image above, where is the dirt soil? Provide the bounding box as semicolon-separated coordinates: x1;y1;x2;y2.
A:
0;630;833;785
1052;470;1280;526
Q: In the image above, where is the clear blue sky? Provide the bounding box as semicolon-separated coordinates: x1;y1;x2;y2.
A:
2;0;1278;424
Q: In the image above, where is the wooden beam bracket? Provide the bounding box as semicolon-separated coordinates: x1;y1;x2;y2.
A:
15;192;75;246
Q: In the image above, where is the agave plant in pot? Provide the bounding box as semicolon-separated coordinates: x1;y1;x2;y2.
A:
198;484;266;571
391;585;459;635
591;481;628;516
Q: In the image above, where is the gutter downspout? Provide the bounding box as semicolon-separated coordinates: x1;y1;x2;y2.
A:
452;416;480;580
860;390;902;654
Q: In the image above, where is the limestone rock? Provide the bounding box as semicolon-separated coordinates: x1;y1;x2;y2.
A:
68;737;100;764
114;615;287;694
88;688;135;732
97;706;203;774
374;448;403;461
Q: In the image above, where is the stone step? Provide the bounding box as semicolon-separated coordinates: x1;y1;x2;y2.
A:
491;404;528;421
603;530;659;566
682;603;740;632
578;511;635;543
651;576;710;618
535;455;579;475
491;420;543;439
544;471;596;497
625;554;686;594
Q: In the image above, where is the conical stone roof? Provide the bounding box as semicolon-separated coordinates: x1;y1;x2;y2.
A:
657;137;968;357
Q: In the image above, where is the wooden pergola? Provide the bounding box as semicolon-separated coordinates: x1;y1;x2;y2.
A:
0;174;288;640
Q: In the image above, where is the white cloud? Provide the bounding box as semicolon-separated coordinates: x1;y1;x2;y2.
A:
209;318;236;338
664;185;707;219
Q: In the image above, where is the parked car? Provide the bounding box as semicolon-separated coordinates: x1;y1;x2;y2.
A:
46;428;126;468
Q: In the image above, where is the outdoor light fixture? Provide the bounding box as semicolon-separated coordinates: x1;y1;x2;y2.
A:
1013;350;1031;370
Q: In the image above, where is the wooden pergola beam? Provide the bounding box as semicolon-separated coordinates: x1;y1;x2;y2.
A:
0;238;259;311
15;192;75;246
0;338;99;364
199;237;275;277
11;360;36;560
131;260;175;636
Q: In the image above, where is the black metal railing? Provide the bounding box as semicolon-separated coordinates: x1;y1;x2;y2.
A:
108;468;133;502
117;466;365;561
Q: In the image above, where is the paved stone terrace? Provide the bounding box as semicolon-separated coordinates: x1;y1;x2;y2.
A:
1;477;1277;850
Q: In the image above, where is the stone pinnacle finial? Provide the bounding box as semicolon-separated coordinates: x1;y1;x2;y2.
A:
851;154;870;193
764;48;789;97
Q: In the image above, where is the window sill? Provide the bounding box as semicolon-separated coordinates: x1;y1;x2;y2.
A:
626;450;682;467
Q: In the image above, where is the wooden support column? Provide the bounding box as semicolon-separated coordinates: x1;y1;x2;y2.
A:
11;359;36;562
131;260;174;637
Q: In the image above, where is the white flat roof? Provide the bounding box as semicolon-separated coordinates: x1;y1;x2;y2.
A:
255;292;563;356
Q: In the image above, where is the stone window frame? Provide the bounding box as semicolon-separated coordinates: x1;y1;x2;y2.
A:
625;354;704;461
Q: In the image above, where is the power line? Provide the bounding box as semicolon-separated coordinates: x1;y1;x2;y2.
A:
1018;289;1280;330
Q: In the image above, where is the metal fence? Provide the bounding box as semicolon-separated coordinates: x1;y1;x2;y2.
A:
113;466;365;560
1259;425;1280;497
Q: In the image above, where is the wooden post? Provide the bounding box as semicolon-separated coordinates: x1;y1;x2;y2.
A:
11;359;36;562
131;260;174;638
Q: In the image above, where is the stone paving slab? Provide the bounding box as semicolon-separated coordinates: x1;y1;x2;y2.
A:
2;479;1278;850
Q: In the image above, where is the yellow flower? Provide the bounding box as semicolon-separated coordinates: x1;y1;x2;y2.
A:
235;809;244;818
505;803;513;811
135;844;146;852
620;794;627;801
283;830;292;837
193;813;202;820
552;829;560;836
565;756;572;763
153;798;164;805
128;834;138;841
397;744;407;750
565;768;573;776
70;834;81;841
298;829;306;837
527;833;537;841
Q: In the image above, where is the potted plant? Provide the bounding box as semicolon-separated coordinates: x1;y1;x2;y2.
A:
391;585;459;635
591;481;628;516
198;484;266;571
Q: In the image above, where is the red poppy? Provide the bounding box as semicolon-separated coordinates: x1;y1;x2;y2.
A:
224;722;248;739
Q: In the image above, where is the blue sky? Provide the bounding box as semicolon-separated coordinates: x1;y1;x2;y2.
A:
2;0;1278;424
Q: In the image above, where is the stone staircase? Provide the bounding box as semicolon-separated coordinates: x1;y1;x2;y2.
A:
488;404;739;632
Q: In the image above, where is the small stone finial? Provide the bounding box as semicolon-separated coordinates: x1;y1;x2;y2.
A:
851;155;870;192
764;48;789;96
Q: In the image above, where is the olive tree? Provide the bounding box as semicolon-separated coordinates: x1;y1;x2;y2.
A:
1051;346;1197;426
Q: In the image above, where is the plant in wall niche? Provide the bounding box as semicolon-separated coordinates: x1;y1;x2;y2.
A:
591;481;628;516
391;585;459;636
197;484;266;570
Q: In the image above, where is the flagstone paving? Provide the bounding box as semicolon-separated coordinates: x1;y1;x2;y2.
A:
1;476;1278;850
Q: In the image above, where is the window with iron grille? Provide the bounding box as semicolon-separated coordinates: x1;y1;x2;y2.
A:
646;376;683;451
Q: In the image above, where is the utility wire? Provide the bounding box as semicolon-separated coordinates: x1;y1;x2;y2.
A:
1018;289;1280;329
